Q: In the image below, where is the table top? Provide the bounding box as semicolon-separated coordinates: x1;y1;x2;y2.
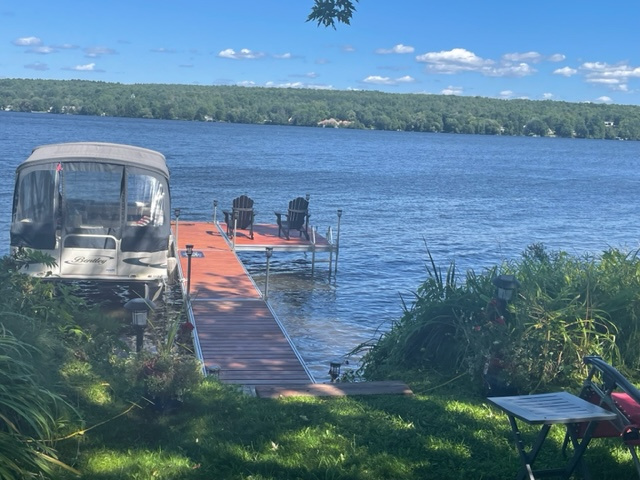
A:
488;391;618;425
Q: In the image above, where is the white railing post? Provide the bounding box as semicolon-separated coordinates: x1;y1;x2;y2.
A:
335;209;342;275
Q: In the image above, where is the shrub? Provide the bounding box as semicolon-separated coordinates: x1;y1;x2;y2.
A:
359;244;632;394
0;328;79;479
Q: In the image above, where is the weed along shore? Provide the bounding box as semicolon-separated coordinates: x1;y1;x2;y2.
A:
3;242;640;479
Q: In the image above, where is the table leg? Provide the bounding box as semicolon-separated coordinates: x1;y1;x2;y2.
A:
509;416;551;480
563;421;599;480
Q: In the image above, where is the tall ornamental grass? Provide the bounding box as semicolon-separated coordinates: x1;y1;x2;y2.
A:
358;244;640;393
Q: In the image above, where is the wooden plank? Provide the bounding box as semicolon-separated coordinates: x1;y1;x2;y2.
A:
255;381;414;398
178;222;315;386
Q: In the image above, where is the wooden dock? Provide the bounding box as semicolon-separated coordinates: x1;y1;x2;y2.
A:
176;221;316;385
176;220;413;397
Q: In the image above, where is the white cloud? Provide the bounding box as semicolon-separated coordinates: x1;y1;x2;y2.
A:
342;45;355;52
553;66;577;77
273;52;292;59
375;44;415;54
416;48;492;72
548;53;566;62
84;46;116;58
542;93;554;99
302;83;334;90
363;75;395;85
587;78;621;85
490;63;535;77
218;48;265;60
416;48;535;77
502;51;543;63
263;81;333;90
596;96;613;103
504;51;564;64
441;85;463;95
266;81;303;88
13;36;42;46
499;90;514;98
13;37;60;54
362;75;416;85
68;63;102;72
28;45;56;54
580;61;640;92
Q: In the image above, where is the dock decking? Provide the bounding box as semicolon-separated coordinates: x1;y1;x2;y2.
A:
176;221;323;385
176;220;413;397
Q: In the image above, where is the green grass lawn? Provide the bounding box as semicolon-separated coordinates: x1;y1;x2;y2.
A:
56;373;638;480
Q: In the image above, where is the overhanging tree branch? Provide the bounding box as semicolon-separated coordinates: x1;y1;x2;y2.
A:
307;0;358;29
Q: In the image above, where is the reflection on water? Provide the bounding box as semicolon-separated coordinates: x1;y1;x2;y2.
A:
241;252;370;381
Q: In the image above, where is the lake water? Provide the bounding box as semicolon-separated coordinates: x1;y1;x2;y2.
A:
1;111;639;381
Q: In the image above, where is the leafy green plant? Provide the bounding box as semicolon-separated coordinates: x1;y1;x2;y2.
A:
0;329;79;479
119;309;202;411
360;244;627;394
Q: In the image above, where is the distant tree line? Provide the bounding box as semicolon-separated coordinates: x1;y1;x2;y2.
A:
2;78;640;140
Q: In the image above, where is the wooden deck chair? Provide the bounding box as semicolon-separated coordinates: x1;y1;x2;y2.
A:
564;355;640;477
275;195;310;240
223;195;255;239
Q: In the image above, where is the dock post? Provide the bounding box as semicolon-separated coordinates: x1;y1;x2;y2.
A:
212;199;218;224
311;227;316;275
186;244;194;301
265;247;273;300
174;208;181;254
232;211;238;250
327;226;333;278
334;209;342;275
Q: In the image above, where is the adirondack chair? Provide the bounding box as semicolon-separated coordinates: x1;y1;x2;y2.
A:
223;195;255;239
566;355;640;477
275;195;310;240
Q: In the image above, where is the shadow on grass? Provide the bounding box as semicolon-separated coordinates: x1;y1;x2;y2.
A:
52;375;640;480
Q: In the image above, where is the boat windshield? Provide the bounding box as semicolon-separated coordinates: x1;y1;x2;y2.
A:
63;163;123;232
11;167;57;249
127;172;166;227
11;160;170;253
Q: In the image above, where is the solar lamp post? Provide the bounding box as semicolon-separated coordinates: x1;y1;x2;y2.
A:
329;360;342;383
492;274;520;312
186;244;194;301
124;297;156;353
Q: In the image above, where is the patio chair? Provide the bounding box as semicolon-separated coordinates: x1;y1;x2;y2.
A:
223;195;255;239
565;355;640;477
275;195;310;240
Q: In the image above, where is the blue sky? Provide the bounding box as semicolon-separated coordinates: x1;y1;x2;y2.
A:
3;1;640;105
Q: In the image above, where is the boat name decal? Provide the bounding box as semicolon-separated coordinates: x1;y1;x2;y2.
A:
66;256;114;265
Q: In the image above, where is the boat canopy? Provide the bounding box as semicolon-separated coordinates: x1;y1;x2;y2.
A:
11;142;171;259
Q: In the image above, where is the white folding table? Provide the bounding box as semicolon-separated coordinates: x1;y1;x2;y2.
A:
488;391;617;479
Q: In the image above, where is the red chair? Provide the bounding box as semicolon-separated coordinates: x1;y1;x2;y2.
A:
566;355;640;477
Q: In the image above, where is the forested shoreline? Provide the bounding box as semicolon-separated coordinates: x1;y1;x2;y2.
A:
3;78;640;140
